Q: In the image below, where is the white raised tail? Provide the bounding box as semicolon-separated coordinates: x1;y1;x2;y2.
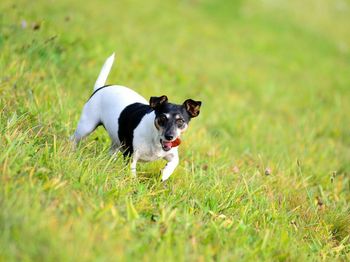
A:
93;53;115;91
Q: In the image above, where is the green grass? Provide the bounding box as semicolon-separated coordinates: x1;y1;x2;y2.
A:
1;0;350;260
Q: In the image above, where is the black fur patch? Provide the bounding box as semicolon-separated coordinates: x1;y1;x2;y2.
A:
88;85;112;100
118;103;153;157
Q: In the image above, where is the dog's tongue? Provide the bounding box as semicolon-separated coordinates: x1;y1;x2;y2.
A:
163;138;181;149
171;137;181;147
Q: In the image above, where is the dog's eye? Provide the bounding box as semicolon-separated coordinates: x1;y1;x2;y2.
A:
176;119;185;128
158;115;167;126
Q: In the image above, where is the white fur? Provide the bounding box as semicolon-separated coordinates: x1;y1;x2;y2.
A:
72;54;179;181
94;53;115;91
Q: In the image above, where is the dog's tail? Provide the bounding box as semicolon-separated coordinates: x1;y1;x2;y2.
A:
93;53;115;91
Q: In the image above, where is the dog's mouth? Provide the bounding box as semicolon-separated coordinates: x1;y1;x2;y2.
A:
160;138;181;151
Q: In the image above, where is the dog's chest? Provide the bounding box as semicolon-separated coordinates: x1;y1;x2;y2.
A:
135;142;167;161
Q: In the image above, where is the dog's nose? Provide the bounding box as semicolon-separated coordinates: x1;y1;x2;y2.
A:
165;135;173;141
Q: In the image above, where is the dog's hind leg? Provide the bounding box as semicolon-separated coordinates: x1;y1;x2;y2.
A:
109;141;120;156
71;111;100;146
71;121;98;146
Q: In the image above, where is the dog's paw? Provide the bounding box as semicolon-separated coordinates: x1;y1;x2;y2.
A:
161;171;172;182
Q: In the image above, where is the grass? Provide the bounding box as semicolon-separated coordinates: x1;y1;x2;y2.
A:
1;0;350;260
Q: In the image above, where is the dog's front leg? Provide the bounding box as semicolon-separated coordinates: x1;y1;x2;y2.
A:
161;152;179;181
130;157;138;177
130;153;139;177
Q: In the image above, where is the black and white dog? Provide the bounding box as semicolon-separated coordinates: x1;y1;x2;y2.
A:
72;54;202;181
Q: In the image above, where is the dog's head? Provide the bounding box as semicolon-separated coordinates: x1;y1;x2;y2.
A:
150;95;202;151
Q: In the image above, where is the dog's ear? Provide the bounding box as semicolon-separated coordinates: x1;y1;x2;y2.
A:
183;99;202;118
150;95;168;109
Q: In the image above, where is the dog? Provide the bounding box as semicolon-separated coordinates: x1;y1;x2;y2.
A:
72;54;202;181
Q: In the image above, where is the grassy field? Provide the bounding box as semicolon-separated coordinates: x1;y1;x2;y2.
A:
1;0;350;261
